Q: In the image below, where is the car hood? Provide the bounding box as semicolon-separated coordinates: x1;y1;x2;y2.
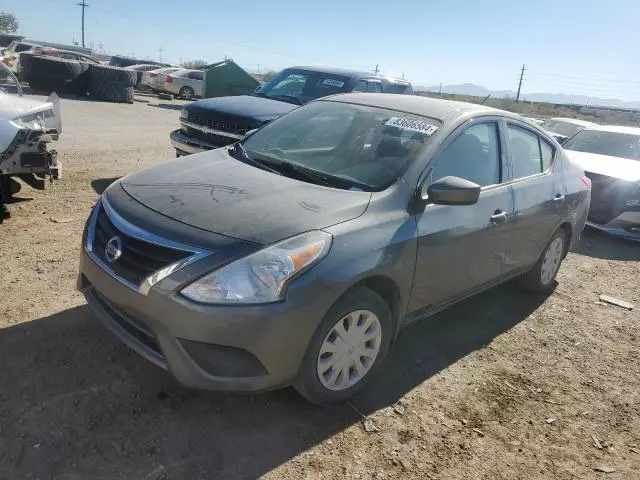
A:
119;149;371;245
565;150;640;182
0;92;53;120
185;95;296;126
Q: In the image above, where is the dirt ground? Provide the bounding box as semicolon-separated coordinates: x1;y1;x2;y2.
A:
0;94;639;480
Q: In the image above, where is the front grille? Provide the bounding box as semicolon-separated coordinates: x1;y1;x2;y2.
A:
90;288;164;360
585;172;631;225
182;125;237;148
92;206;191;286
186;110;252;136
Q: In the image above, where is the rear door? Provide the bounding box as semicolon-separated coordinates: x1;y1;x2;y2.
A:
190;71;204;96
409;119;513;313
502;123;564;272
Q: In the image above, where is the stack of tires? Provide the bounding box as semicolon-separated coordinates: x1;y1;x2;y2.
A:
87;65;136;103
24;57;137;103
22;56;91;96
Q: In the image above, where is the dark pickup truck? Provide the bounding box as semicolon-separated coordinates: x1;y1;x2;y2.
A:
170;66;413;156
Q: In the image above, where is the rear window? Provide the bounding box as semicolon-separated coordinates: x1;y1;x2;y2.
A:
15;43;33;53
385;84;413;95
564;130;640;160
542;120;583;138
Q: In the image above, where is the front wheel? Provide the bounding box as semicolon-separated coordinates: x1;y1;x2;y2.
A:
179;86;194;100
294;287;393;405
518;228;567;292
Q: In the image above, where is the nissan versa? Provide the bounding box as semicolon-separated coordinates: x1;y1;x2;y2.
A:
79;94;591;404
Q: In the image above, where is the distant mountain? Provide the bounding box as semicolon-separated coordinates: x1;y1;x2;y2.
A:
415;83;640;109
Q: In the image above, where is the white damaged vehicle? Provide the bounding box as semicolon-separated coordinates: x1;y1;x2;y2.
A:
1;64;61;220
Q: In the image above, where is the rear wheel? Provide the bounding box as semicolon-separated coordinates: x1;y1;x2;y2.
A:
179;86;194;100
518;228;567;292
294;287;392;405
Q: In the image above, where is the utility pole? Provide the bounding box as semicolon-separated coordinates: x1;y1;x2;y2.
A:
373;64;379;74
76;1;89;48
439;82;442;95
158;47;164;62
516;64;526;103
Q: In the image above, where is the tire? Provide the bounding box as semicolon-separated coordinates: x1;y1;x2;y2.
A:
294;287;393;405
179;86;194;100
88;64;137;103
518;228;567;293
25;56;90;95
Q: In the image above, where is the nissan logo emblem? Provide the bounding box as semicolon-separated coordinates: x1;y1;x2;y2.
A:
105;236;122;263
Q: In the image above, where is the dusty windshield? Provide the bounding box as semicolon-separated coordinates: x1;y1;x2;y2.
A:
564;130;640;160
241;101;440;191
542;120;584;137
255;70;351;105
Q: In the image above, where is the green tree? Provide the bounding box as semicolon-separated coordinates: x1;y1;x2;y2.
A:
0;12;18;34
182;60;207;69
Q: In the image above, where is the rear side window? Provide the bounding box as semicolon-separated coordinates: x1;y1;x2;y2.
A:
540;139;554;170
353;80;383;93
508;125;544;179
432;122;501;187
15;44;32;53
190;71;203;80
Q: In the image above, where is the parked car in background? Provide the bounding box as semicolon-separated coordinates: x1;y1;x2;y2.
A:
160;69;204;100
80;94;590;404
564;125;640;240
540;117;597;144
18;47;99;78
124;64;166;86
0;64;61;220
3;41;40;74
108;55;169;69
141;66;182;92
171;66;414;156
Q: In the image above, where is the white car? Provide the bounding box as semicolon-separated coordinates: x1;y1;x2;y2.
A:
159;69;204;99
540;117;597;144
564;125;640;240
0;65;61;220
2;40;40;74
140;67;182;92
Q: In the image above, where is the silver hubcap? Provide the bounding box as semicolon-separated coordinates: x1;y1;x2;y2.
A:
317;310;382;391
541;237;564;285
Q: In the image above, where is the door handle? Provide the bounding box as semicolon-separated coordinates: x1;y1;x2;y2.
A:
553;194;565;202
490;210;508;224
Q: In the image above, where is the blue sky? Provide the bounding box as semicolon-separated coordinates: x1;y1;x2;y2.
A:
5;0;640;100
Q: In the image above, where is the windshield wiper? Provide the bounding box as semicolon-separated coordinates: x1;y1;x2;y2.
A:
252;153;349;188
228;143;282;176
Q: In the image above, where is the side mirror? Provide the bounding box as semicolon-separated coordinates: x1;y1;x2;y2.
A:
254;86;262;94
422;176;481;206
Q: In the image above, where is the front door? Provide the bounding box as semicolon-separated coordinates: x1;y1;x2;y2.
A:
408;120;513;314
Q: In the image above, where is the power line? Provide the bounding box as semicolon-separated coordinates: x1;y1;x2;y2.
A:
76;1;89;48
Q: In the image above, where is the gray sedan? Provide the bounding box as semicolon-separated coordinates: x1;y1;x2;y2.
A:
78;94;591;404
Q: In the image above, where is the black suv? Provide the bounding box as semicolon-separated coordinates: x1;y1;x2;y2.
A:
170;66;413;156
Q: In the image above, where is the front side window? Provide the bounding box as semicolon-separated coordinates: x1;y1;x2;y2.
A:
563;130;640;160
508;125;544;178
431;123;501;187
242;101;440;191
256;69;351;105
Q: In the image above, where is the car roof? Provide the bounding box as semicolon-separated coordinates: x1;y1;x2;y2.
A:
172;68;201;75
583;124;640;135
548;117;597;127
287;66;373;78
322;93;503;121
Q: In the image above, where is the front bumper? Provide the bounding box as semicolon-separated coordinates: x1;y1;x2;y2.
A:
170;129;215;156
78;242;335;392
586;210;640;241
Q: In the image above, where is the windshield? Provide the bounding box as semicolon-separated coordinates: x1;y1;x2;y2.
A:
541;120;584;137
564;130;640;160
241;101;440;191
255;69;351;105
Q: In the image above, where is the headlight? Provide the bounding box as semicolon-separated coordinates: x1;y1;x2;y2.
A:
181;231;332;304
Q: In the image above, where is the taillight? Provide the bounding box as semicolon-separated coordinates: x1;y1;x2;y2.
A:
165;75;173;83
580;175;592;189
